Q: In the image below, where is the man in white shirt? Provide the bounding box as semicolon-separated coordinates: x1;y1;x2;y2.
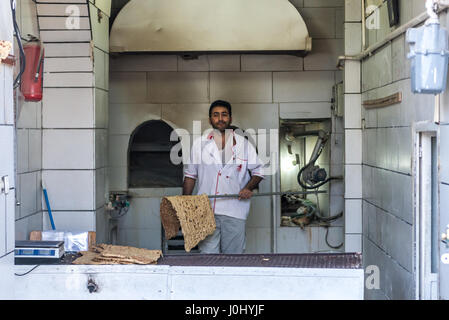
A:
183;100;265;254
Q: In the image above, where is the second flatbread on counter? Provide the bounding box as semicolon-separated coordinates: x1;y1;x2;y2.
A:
160;194;216;252
72;244;162;265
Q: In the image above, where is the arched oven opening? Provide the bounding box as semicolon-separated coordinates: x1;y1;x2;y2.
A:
128;120;183;188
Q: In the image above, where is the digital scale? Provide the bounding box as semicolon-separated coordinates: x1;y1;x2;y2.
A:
15;240;65;264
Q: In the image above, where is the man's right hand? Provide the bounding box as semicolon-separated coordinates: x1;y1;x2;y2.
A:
182;177;196;195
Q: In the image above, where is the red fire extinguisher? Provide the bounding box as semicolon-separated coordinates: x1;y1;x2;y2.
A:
20;39;44;102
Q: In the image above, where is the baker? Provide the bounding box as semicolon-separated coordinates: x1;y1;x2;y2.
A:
183;100;265;254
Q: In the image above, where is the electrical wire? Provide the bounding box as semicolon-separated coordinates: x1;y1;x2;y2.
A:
324;226;344;250
14;264;40;276
10;0;26;89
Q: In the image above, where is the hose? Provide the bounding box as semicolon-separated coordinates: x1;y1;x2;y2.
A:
10;0;26;89
297;164;339;190
325;226;344;249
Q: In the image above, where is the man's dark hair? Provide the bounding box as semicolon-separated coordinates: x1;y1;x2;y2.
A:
209;100;232;118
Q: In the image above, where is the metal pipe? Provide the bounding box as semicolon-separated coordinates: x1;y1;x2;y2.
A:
361;0;366;50
337;1;449;69
207;190;326;199
271;152;277;253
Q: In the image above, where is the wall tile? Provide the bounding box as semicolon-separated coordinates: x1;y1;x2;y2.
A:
90;0;111;16
276;227;315;253
89;2;109;53
376;44;392;87
43;211;96;231
14;212;42;241
246;197;272;228
107;166;127;191
28;129;42;172
148;72;209;103
297;8;336;39
376;3;391;43
241;55;303;71
17;100;39;129
280;102;331;119
305;39;344;70
345;164;363;198
345;129;362;164
231;104;279;131
109;72;147;103
3;66;14;125
441;125;449;184
109;103;161;135
344;23;362;55
344;94;362;128
335;8;344;38
119;197;162;230
94;48;106;90
274;71;335;102
211;72;272;103
40;30;91;42
17;129;29;174
344;61;361;93
37;3;89;16
108;135;129;167
0;126;15;188
110;55;177;72
42;170;94;211
208;55;240;71
345;233;362;252
21;0;39;37
38;16;90;30
363;236;414;299
177;55;210;71
95;88;108;129
345;0;362;21
391;35;410;82
19;172;38;217
43;129;94;169
161;104;210;133
95;167;106;209
95;129;107;169
44;43;91;57
43;72;93;88
304;0;344;7
345;199;362;233
43;88;94;128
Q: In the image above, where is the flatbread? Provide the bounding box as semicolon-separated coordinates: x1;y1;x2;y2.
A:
160;194;216;252
99;244;162;264
72;244;162;265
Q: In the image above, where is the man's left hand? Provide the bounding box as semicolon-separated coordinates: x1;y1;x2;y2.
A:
238;188;253;200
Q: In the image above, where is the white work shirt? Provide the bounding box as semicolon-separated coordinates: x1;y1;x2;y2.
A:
184;131;265;220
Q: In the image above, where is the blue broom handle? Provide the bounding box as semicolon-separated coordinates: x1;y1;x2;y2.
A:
43;188;56;230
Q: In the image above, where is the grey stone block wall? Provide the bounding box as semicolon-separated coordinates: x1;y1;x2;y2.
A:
360;0;445;300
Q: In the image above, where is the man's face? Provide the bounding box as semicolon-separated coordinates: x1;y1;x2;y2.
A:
209;106;232;132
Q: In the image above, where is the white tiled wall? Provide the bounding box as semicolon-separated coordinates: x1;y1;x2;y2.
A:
109;1;345;253
0;0;15;299
19;0;110;234
359;0;436;300
15;0;44;243
343;0;363;256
